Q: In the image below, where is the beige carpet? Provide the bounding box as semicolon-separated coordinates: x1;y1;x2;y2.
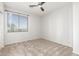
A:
0;39;76;56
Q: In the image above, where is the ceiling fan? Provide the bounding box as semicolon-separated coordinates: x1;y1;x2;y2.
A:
29;2;45;12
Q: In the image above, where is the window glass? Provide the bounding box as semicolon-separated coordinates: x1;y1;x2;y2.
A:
19;16;28;32
11;14;18;32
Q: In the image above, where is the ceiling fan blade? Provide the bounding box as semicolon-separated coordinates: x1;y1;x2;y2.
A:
38;2;45;5
29;5;38;7
40;7;44;11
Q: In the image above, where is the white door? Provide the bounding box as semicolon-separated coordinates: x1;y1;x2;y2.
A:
0;3;4;49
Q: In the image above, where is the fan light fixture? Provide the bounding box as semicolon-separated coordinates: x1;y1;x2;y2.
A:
29;2;45;12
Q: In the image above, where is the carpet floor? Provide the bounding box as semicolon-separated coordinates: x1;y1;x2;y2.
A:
0;39;77;56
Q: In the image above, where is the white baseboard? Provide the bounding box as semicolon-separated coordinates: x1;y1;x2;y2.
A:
73;49;79;55
41;37;72;48
5;37;40;45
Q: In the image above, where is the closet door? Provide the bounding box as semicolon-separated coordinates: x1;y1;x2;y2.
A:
0;3;4;49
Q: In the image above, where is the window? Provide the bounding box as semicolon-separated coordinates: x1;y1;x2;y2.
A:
7;12;28;32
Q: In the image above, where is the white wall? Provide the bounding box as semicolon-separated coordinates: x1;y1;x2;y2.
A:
73;2;79;55
4;8;41;44
41;3;73;47
0;3;4;48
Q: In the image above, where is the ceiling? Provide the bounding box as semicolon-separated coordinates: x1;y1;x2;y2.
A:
4;2;71;16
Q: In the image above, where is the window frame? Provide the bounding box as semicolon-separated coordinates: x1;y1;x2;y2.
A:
6;11;28;32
